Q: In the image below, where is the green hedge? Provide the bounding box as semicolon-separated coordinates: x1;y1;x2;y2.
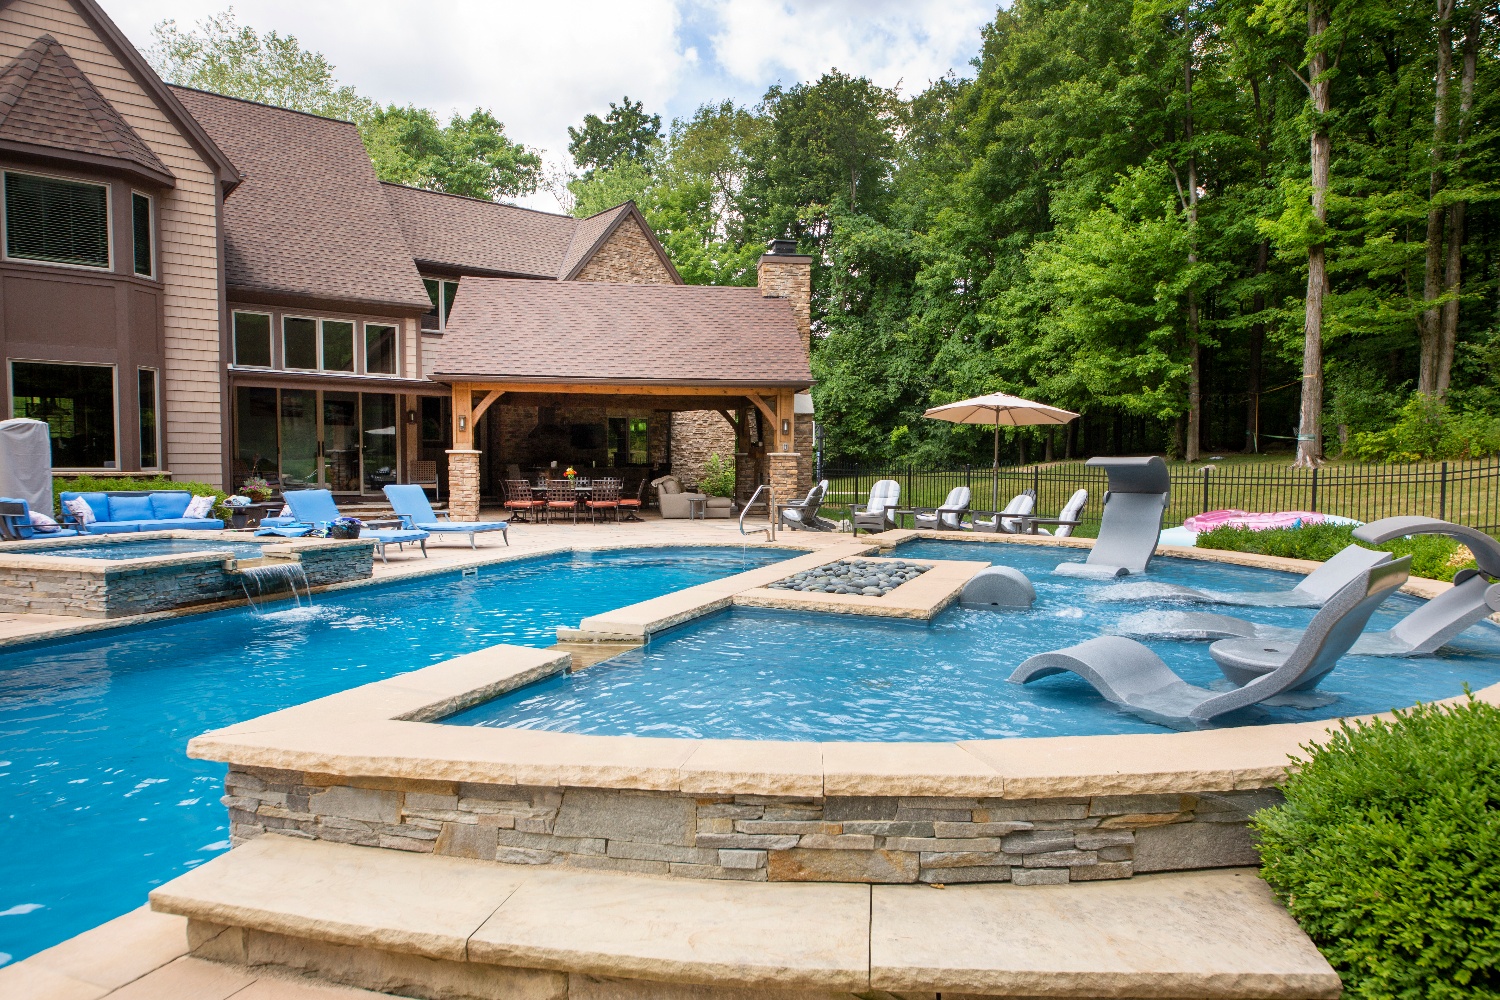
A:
1195;523;1477;581
1253;698;1500;999
51;475;232;522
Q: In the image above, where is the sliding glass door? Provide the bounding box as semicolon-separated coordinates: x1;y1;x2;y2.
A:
234;387;398;494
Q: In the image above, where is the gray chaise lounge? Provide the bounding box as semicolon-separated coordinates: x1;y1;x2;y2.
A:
1121;516;1500;656
1011;556;1411;726
1096;542;1391;607
1053;457;1169;578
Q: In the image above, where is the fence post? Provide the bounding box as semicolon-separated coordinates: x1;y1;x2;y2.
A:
965;464;971;495
1310;467;1318;513
906;463;913;508
1440;461;1448;521
1201;467;1210;514
1032;465;1039;496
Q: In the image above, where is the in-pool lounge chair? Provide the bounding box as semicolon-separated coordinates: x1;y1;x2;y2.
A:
852;480;902;534
1053;457;1170;578
1115;515;1500;657
384;484;509;547
914;486;971;531
1011;557;1411;726
266;490;429;564
1095;543;1392;607
780;480;833;531
967;490;1035;534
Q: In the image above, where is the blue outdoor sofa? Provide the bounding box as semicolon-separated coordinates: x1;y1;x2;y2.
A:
59;490;224;534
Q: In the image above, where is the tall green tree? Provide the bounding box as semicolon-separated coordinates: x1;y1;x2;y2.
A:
364;106;540;200
567;96;663;176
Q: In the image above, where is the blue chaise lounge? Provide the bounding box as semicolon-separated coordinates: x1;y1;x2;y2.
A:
384;484;508;547
261;489;429;564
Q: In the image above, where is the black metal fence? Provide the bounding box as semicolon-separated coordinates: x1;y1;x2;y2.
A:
819;459;1500;535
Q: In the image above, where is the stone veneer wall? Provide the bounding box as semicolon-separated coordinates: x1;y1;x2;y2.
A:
670;411;737;487
223;768;1274;886
572;216;676;284
0;545;373;618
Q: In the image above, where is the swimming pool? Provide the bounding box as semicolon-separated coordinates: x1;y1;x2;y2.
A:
23;538;272;560
448;541;1500;741
0;545;793;966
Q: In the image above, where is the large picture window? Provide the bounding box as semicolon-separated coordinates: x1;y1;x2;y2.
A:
4;171;110;269
283;316;318;370
10;361;116;468
233;311;272;367
138;368;159;469
131;192;153;277
321;320;355;372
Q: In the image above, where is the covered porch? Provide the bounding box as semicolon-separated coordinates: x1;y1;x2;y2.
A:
441;379;811;520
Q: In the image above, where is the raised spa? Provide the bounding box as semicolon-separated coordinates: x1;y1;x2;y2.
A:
448;540;1500;741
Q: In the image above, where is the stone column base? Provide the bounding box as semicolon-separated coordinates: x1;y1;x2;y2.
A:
445;449;480;521
767;452;802;513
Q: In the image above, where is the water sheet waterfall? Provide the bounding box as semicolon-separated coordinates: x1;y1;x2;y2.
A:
238;561;311;612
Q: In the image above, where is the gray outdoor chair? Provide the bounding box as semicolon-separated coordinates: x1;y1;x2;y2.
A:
914;486;971;530
779;480;834;531
1095;543;1392;607
1053;457;1170;578
1011;556;1412;727
852;480;901;534
967;490;1034;533
1027;488;1089;537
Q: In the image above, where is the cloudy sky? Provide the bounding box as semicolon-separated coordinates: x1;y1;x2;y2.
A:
105;1;996;210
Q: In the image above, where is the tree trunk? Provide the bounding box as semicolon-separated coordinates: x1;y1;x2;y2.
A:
1418;0;1456;395
1295;0;1331;469
1247;239;1268;452
1436;10;1482;394
1184;35;1201;463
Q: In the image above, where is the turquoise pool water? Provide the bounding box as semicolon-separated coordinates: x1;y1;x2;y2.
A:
0;545;793;967
24;538;271;560
450;540;1500;741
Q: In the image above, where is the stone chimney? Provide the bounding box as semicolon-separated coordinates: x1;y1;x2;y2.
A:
757;238;811;352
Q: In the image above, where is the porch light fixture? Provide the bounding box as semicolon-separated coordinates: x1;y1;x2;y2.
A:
458;415;467;432
406;409;417;424
781;419;790;435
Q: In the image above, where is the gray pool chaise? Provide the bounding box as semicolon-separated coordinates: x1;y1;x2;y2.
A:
1011;556;1411;726
1094;542;1392;607
1053;457;1170;579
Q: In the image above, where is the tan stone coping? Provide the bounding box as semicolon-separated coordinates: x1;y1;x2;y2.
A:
0;529;336;573
147;835;1339;997
186;638;1500;800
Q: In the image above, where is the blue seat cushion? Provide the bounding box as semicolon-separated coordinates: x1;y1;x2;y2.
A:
149;492;193;519
86;522;142;534
148;518;225;531
107;495;156;522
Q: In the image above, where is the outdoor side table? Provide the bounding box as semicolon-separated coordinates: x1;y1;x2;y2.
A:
228;504;268;529
687;497;707;520
891;507;916;529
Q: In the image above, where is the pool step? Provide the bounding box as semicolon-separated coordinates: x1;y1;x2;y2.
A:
150;834;1340;1000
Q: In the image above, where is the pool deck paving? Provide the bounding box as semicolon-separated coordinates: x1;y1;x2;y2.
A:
1;833;1343;1000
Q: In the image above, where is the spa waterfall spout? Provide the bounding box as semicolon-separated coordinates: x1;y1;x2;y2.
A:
238;560;310;611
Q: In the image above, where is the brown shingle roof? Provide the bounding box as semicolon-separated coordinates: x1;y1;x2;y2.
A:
429;279;812;386
0;35;172;183
171;87;430;312
381;183;579;278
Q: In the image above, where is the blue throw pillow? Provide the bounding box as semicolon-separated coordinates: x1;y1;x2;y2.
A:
149;491;192;519
60;492;111;523
107;495;156;522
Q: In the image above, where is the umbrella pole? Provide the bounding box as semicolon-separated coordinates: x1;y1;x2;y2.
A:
991;414;999;510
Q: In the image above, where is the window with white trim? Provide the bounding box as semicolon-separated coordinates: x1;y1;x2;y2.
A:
365;323;398;375
421;278;458;332
233;311;272;367
283;316;318;370
131;191;153;277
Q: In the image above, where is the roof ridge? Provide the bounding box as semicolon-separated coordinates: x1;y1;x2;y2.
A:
380;180;580;220
165;83;361;128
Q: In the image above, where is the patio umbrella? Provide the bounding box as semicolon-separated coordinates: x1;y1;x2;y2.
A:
923;392;1079;506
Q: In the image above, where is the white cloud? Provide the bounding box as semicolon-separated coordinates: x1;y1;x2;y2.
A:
101;0;995;210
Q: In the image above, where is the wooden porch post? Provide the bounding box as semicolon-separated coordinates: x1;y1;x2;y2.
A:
446;382;480;521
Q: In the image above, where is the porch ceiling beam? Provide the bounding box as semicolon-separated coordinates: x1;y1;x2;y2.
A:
498;393;751;411
715;409;737;431
470;389;504;422
438;381;802;398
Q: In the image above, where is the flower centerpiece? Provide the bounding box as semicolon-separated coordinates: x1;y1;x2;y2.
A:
240;476;273;503
329;515;363;540
564;466;577;480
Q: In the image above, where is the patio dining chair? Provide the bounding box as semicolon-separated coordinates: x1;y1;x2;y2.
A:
585;478;622;524
503;480;542;522
617;479;647;521
545;480;579;524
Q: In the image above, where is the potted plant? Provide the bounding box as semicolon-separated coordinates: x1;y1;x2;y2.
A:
329;515;363;540
564;466;577;480
240;476;273;504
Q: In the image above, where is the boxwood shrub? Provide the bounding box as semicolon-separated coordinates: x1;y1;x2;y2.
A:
1195;522;1476;581
1253;697;1500;998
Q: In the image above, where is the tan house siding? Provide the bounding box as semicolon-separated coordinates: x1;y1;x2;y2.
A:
0;0;224;483
572;215;675;284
